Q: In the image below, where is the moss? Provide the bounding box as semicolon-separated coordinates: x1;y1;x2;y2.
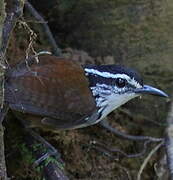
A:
19;143;36;164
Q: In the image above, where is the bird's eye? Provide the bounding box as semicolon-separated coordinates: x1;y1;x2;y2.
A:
116;78;126;88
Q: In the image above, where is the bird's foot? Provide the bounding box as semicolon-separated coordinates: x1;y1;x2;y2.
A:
34;149;58;166
26;129;61;166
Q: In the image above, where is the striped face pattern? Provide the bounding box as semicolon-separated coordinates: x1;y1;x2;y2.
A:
84;64;143;122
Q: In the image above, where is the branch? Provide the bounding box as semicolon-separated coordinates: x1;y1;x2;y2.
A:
1;0;24;57
0;0;8;178
165;98;173;179
0;0;24;179
25;1;62;56
0;0;6;51
90;140;152;159
0;0;7;70
24;130;69;180
100;119;163;142
0;125;6;179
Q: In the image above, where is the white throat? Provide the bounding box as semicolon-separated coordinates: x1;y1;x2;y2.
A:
90;83;139;123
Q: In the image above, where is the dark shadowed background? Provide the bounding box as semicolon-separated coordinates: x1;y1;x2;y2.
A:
4;0;173;179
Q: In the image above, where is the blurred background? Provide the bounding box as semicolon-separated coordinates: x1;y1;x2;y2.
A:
5;0;173;179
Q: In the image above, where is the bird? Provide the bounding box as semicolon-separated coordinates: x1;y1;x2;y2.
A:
4;53;168;131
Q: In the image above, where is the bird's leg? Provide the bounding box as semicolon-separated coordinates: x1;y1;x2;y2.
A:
13;113;61;165
23;127;69;179
99;118;163;142
25;128;61;166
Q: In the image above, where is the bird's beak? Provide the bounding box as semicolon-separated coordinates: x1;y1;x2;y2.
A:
134;85;168;97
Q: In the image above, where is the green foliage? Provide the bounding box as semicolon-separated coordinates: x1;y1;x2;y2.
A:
19;143;36;164
43;155;65;170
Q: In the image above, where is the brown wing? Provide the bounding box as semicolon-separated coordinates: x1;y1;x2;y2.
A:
5;55;97;129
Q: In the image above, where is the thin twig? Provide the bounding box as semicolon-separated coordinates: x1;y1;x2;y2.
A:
90;140;151;159
25;1;62;56
100;119;163;142
18;19;38;58
137;141;164;180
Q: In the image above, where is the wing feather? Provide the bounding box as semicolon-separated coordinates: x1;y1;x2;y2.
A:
5;55;97;128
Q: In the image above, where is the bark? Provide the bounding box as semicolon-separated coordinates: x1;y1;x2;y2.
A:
165;98;173;179
0;0;24;179
0;1;7;178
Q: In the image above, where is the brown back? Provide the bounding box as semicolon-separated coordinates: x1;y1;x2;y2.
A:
5;55;97;129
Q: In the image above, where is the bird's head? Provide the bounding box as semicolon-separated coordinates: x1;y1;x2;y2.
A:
84;65;168;120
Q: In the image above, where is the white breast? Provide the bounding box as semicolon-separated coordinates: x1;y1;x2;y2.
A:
90;83;139;124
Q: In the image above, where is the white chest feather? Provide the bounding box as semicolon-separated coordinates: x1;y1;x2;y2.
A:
90;83;139;123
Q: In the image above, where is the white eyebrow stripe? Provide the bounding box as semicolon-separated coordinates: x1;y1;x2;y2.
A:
85;68;142;88
85;68;128;79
